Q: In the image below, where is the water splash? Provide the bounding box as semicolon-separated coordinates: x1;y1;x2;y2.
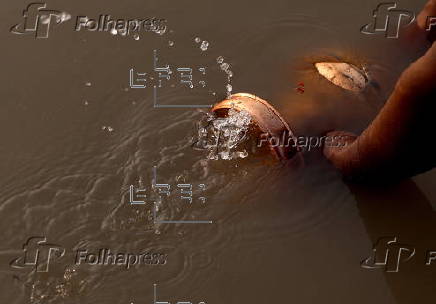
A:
217;57;234;97
193;109;251;160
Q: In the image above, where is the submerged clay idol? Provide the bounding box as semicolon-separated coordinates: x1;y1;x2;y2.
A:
212;93;301;161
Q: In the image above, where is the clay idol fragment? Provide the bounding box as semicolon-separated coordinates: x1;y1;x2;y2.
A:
315;62;368;92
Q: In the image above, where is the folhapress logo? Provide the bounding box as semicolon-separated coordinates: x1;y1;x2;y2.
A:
10;3;71;38
425;16;436;31
10;3;166;39
10;237;65;272
361;237;415;272
361;2;415;38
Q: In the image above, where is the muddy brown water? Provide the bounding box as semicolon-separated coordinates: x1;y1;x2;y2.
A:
1;0;435;303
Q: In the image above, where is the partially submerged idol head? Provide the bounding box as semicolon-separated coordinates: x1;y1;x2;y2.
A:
212;93;302;161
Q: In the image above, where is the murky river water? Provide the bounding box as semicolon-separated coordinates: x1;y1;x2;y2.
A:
1;0;436;303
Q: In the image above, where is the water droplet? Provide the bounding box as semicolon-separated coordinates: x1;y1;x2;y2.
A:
194;37;201;43
226;84;233;95
200;40;209;51
48;12;71;24
39;15;50;25
154;26;167;35
59;12;71;23
168;40;174;47
102;126;114;132
235;150;248;158
220;63;230;71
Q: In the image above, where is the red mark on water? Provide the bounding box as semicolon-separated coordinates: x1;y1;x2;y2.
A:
295;82;305;94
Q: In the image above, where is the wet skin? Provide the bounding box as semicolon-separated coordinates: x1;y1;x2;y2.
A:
323;0;436;182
